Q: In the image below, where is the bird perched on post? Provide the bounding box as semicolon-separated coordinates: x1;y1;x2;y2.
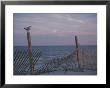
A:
24;26;31;32
24;25;34;74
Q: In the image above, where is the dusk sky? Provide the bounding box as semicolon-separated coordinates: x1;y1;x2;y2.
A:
13;13;97;46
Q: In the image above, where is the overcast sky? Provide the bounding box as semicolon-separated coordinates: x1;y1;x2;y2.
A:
13;13;97;46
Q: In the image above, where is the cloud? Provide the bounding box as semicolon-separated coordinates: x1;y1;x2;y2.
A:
13;13;97;45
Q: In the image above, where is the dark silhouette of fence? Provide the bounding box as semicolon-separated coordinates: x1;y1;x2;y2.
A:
14;46;97;75
14;48;41;75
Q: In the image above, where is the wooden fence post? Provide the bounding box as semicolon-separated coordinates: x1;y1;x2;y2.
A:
75;36;80;69
24;26;34;75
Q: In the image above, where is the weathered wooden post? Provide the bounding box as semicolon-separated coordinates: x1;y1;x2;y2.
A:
75;36;80;69
24;26;34;75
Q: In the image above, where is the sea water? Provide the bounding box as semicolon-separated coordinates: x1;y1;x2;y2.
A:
14;45;96;59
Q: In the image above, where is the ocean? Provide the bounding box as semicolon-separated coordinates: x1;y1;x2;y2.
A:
14;45;96;58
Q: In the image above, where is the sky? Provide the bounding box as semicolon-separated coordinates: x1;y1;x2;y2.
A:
13;13;97;46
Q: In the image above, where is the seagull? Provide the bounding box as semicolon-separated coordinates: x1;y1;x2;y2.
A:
24;26;31;31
